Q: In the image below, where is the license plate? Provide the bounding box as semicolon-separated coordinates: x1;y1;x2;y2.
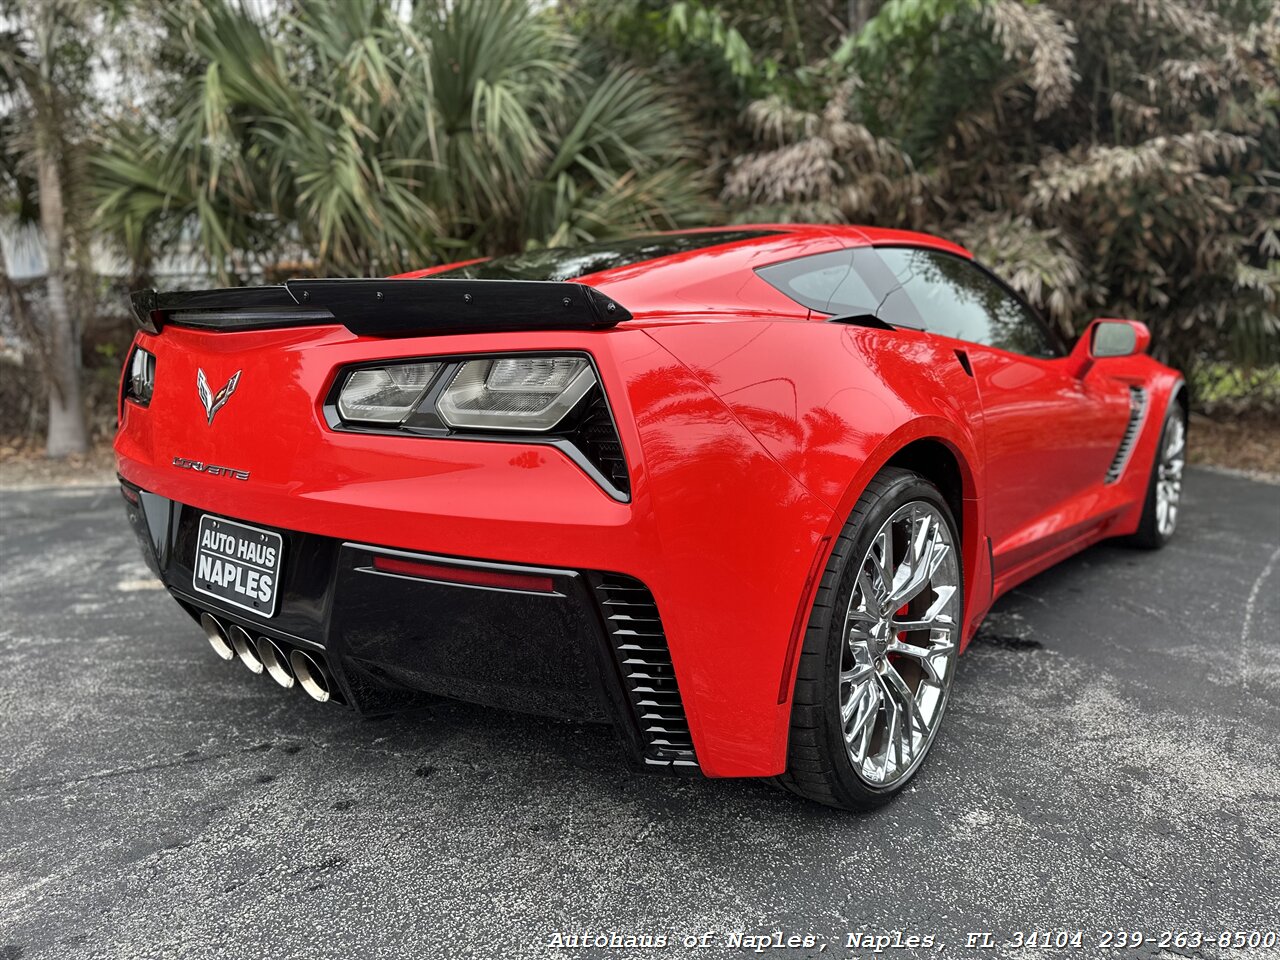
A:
192;515;284;617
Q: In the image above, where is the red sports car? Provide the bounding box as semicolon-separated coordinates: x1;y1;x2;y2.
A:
116;225;1187;809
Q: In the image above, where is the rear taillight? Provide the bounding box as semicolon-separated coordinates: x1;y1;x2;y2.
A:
327;352;630;501
125;347;156;405
336;362;441;424
437;356;596;431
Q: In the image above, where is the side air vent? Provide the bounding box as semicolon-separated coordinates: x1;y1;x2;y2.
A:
1106;386;1148;483
593;574;697;769
567;390;630;497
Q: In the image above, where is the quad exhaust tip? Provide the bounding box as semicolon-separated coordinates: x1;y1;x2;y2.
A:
290;650;331;703
255;636;295;689
200;613;234;661
199;612;336;703
229;624;264;674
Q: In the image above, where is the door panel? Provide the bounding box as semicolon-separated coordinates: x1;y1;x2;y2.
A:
865;245;1133;572
968;348;1132;571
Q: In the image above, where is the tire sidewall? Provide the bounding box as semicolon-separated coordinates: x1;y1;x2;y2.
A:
1135;402;1184;549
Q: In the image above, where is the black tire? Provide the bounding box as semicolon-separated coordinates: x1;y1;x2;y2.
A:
777;467;962;811
1128;400;1187;550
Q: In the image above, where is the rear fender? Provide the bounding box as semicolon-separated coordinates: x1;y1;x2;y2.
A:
642;321;988;773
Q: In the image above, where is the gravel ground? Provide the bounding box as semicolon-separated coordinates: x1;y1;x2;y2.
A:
1;468;1278;960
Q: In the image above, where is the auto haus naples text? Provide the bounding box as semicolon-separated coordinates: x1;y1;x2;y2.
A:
195;526;276;604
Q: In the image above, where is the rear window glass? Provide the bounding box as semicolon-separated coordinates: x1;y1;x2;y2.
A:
433;230;778;282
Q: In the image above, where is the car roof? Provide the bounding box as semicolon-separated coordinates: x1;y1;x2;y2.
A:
577;226;972;320
644;223;970;257
576;224;971;282
399;225;971;282
396;225;974;321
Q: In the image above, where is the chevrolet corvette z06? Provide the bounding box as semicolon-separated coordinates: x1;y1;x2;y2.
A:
116;225;1187;809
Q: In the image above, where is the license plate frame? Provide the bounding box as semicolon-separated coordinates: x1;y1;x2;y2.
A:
192;514;284;618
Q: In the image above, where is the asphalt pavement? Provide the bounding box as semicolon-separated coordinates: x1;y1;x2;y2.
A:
1;467;1278;960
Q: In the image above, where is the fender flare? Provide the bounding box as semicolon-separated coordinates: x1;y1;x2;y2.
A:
776;419;983;707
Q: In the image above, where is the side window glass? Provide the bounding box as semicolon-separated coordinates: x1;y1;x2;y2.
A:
756;249;919;322
755;250;856;314
873;247;1057;357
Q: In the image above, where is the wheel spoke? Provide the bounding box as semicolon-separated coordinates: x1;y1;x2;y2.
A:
848;566;880;634
846;608;878;643
845;680;881;763
889;507;924;601
892;615;955;634
869;529;893;602
892;586;956;634
887;638;953;683
890;520;948;609
840;683;861;721
839;660;874;689
882;664;930;745
879;679;904;770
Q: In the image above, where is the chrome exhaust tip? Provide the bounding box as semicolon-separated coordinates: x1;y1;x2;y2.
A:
289;650;331;703
256;637;295;689
200;613;234;661
229;625;264;674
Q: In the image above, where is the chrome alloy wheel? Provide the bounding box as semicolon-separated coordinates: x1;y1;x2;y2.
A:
839;501;960;788
1155;416;1186;538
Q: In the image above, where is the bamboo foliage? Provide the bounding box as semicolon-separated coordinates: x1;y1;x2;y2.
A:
711;0;1278;368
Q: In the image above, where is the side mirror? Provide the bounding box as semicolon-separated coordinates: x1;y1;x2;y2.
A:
1071;319;1150;376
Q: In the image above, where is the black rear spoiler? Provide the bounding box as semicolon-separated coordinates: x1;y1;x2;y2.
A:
128;278;631;337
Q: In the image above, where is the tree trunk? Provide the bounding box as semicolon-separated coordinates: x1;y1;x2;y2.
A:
847;0;883;34
34;88;88;458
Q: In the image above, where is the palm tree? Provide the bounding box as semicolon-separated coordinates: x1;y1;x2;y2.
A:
0;0;93;457
92;0;710;282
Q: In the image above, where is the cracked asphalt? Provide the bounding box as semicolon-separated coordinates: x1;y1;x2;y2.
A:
1;467;1278;960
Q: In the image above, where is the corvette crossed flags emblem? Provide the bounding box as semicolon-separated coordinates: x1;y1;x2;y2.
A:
197;369;242;425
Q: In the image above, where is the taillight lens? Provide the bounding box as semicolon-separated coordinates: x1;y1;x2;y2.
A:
336;362;440;424
437;356;595;431
126;347;156;405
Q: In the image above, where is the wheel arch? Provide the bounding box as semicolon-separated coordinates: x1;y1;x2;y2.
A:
883;437;968;539
1170;377;1189;421
778;422;986;712
832;424;982;572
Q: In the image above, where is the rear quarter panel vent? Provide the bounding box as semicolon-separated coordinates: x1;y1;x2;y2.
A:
592;574;696;769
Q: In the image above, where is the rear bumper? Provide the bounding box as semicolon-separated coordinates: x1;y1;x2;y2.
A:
122;479;698;773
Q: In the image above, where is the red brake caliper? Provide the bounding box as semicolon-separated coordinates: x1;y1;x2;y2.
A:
889;602;910;666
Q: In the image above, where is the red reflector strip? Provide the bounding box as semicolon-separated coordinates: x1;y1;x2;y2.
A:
372;556;555;593
120;484;140;505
